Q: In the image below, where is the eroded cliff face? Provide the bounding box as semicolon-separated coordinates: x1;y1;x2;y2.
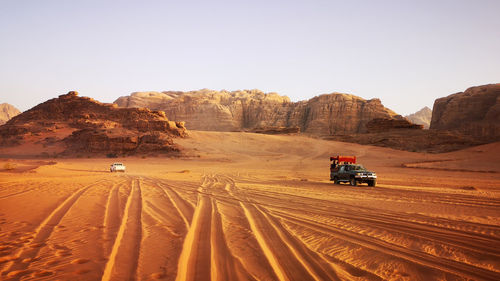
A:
430;84;500;141
115;89;290;131
0;91;187;156
115;90;399;135
0;103;21;125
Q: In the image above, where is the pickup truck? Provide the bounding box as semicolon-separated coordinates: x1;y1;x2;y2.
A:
330;164;377;187
110;163;126;172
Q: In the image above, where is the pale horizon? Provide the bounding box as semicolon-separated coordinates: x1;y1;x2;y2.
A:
1;0;499;115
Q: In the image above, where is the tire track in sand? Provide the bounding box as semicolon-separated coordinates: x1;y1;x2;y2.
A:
241;202;340;281
175;194;212;281
261;199;500;259
0;179;106;278
210;200;248;281
102;179;129;256
156;183;194;229
101;178;142;281
272;209;500;281
176;174;256;281
214;174;339;281
0;189;36;200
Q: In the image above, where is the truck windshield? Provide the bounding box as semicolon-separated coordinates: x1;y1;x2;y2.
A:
352;165;365;170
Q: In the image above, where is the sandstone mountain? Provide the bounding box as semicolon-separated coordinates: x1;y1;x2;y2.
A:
405;106;432;129
0;91;187;157
114;89;402;135
0;103;21;125
430;84;500;141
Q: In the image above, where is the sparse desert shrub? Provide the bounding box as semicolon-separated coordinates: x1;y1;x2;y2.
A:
4;162;16;171
106;153;118;158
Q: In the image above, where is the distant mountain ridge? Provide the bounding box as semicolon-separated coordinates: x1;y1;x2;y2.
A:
0;103;21;125
406;106;432;129
114;89;403;135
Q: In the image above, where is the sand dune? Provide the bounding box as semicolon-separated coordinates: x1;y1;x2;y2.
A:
1;131;499;280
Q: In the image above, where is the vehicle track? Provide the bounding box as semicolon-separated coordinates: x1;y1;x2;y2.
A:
175;194;212;281
206;174;342;281
156;182;195;229
271;209;500;281
260;200;500;258
101;178;142;281
0;179;107;279
102;179;130;256
0;181;53;200
241;187;500;240
215;173;500;280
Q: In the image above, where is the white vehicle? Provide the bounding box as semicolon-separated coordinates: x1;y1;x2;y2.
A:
110;163;126;172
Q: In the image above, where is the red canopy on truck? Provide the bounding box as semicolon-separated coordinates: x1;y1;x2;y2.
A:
330;156;356;163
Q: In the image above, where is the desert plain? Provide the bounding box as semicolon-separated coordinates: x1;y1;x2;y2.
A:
0;131;499;281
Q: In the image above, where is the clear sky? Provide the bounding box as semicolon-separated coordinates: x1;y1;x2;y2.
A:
1;0;499;115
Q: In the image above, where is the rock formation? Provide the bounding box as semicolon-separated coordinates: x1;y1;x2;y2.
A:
250;126;300;135
326;129;483;153
405;106;432;129
0;103;21;125
430;84;500;141
0;91;187;156
115;90;401;135
366;118;424;133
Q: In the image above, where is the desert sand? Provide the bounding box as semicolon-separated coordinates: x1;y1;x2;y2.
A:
0;131;499;280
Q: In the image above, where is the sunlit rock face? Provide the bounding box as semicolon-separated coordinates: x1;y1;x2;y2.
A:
0;103;21;125
406;107;432;129
430;84;500;141
115;90;400;135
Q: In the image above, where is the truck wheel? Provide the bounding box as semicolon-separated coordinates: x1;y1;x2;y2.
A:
333;176;339;184
368;180;376;187
350;177;357;186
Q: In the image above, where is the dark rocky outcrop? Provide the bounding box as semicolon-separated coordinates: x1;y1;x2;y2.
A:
430;84;500;141
366;118;424;133
326;129;483;153
0;91;187;156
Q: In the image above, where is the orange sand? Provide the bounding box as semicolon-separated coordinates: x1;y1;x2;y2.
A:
0;131;499;280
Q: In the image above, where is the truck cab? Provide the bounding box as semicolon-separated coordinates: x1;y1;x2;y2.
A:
330;156;377;186
110;163;126;172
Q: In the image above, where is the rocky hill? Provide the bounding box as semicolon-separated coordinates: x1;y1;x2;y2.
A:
430;84;500;141
114;89;401;135
0;103;21;125
405;106;432;129
0;91;187;157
